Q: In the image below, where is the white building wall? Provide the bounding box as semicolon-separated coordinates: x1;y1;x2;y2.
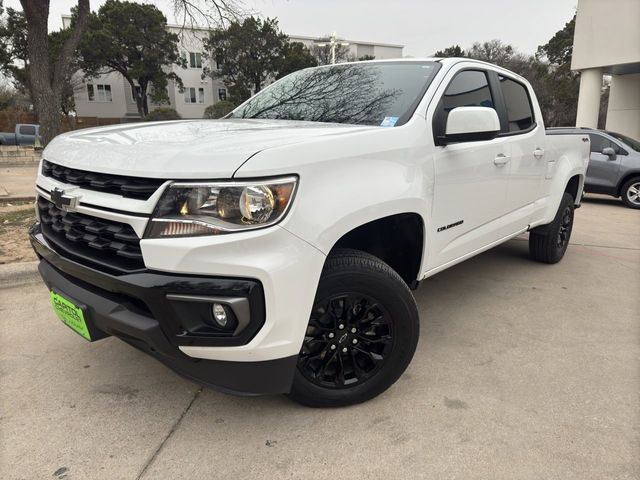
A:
606;74;640;139
73;72;129;118
572;0;640;139
571;0;640;71
289;34;403;61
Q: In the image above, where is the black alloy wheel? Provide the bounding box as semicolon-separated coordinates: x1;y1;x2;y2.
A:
288;249;419;408
556;205;573;249
298;294;394;389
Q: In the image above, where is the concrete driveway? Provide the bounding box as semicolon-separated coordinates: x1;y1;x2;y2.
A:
1;196;638;480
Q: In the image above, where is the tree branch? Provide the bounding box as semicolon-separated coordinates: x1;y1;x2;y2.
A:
52;0;89;95
171;0;247;30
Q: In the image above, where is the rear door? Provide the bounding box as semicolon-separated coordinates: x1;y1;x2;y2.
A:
427;67;512;269
586;133;623;192
493;73;547;221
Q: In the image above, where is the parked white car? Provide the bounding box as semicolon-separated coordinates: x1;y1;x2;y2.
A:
30;58;589;407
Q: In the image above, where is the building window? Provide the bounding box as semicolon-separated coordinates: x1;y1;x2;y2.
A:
187;52;202;69
215;52;224;70
185;87;205;104
218;88;227;101
87;83;112;102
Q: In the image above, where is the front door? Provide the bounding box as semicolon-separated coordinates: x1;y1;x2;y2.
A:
586;133;623;192
427;68;512;270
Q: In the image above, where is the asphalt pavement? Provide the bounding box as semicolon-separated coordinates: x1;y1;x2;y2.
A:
1;195;638;480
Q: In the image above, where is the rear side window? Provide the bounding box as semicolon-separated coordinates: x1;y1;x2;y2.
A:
18;125;36;135
434;70;495;140
498;75;534;132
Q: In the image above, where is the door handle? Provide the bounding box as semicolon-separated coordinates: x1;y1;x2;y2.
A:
494;154;511;167
533;148;545;159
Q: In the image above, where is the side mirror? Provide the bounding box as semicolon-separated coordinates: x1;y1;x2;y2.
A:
442;106;501;144
602;147;617;159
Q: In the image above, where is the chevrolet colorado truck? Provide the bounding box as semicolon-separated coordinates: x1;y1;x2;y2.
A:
30;58;589;407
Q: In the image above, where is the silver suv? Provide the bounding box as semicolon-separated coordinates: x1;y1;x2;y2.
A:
550;128;640;209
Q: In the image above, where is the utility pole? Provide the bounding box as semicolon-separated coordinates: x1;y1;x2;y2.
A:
317;32;350;64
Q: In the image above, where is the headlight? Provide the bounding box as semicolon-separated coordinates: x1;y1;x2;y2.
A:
145;176;297;238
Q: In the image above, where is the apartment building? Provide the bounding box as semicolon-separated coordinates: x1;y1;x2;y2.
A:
61;16;404;121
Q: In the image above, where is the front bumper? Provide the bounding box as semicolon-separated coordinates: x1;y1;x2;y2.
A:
30;225;316;395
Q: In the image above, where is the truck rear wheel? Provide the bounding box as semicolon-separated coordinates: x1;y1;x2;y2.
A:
288;249;419;407
529;192;574;264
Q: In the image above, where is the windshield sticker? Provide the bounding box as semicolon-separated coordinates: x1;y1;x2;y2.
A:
380;116;399;127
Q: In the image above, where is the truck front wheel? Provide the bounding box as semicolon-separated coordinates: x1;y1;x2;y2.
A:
529;192;575;264
288;249;420;407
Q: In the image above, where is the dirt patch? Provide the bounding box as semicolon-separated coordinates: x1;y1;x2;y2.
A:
0;202;37;264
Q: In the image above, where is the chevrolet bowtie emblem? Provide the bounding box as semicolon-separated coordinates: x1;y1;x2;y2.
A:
50;187;79;212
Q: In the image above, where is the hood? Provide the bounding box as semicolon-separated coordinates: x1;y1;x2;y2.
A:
43;119;374;179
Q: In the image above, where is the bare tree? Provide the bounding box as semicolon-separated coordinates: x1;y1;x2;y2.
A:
171;0;246;29
310;41;353;65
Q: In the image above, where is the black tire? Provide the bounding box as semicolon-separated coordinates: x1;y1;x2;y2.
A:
288;249;419;407
529;192;575;264
620;177;640;209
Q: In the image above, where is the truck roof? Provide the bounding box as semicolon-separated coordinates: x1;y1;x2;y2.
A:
316;57;531;84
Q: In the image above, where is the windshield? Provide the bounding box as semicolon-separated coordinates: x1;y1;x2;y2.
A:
229;61;440;127
605;131;640;152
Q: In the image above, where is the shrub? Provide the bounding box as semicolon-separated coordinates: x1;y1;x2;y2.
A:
203;101;235;119
144;107;181;121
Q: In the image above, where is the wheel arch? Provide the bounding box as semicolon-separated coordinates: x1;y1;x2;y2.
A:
564;173;584;203
329;212;425;288
615;171;640;197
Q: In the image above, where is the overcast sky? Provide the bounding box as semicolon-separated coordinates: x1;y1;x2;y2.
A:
4;0;577;56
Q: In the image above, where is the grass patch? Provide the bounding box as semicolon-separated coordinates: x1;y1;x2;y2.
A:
0;207;35;225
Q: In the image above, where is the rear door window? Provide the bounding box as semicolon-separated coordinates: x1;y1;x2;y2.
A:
498;75;534;132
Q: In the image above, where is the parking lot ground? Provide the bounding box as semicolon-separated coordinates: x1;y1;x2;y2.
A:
0;165;39;201
1;195;639;480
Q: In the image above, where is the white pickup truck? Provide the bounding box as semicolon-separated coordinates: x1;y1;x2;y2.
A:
30;58;589;407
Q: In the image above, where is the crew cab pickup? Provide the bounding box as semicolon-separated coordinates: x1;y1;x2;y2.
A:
0;123;40;145
30;58;589;407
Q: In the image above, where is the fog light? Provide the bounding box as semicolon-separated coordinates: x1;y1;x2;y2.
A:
212;303;228;327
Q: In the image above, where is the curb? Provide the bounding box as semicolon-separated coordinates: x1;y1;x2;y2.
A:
0;261;41;288
0;196;36;204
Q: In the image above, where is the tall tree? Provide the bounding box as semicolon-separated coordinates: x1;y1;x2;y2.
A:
276;41;317;79
0;5;28;86
204;17;289;103
78;0;185;118
18;0;90;145
434;45;464;58
6;0;242;146
0;7;81;127
535;15;580;127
